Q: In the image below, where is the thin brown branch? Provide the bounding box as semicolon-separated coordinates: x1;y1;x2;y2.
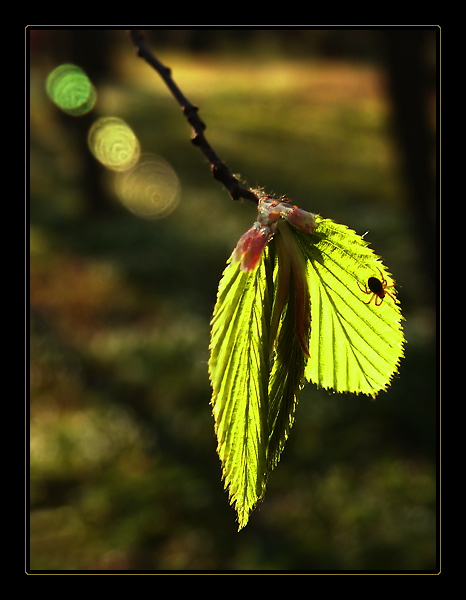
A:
129;30;260;204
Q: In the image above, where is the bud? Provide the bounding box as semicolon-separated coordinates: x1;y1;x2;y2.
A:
233;196;317;273
280;202;316;234
233;222;273;273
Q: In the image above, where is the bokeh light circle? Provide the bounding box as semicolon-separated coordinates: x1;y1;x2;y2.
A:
115;154;180;219
45;64;96;116
87;117;140;172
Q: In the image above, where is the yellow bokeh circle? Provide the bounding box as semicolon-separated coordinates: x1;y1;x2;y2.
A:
87;117;140;172
115;154;180;219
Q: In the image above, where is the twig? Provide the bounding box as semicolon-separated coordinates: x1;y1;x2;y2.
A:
129;30;260;204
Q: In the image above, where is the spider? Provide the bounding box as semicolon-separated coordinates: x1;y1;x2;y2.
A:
358;267;396;306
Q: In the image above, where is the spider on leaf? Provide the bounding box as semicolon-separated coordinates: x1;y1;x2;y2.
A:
358;267;396;306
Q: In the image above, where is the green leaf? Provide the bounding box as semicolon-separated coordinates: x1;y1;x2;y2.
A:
209;208;405;530
267;221;309;471
296;217;405;397
210;222;316;529
209;246;274;530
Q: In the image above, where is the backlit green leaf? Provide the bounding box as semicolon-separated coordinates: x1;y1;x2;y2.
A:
209;205;405;530
267;222;309;472
209;246;274;529
296;217;405;397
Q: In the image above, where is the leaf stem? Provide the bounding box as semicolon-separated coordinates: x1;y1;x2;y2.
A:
129;30;260;204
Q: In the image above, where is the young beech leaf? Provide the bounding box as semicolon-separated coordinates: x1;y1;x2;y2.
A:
267;221;310;472
209;198;405;529
295;217;405;397
209;246;273;529
209;235;307;530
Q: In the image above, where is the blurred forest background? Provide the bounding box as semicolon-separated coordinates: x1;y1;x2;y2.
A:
29;27;438;572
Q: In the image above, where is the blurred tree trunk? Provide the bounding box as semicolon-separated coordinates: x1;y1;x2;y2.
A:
381;29;437;308
66;30;118;216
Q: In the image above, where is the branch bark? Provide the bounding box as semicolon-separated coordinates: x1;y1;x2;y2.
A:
129;30;260;204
